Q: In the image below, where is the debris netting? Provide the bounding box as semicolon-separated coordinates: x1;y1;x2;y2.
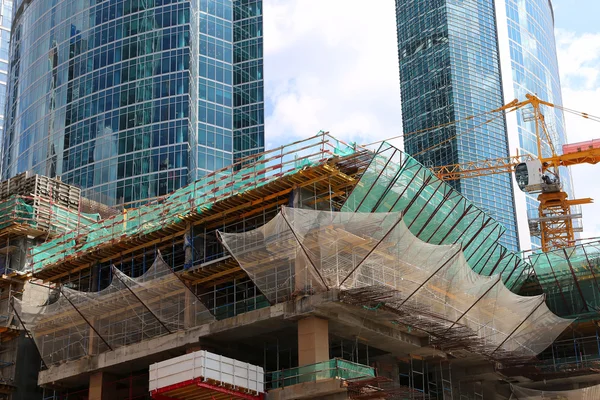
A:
30;134;356;272
14;253;213;366
342;142;529;291
528;241;600;318
0;195;99;234
511;384;600;399
219;207;572;359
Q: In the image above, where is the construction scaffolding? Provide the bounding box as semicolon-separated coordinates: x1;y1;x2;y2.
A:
342;142;529;290
15;135;572;370
0;196;99;240
526;240;600;319
219;207;572;360
14;253;213;366
28;133;364;281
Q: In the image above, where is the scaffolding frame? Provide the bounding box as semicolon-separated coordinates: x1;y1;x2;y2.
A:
30;134;368;282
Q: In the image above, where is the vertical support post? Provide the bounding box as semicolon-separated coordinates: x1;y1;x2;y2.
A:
89;372;117;400
297;316;329;366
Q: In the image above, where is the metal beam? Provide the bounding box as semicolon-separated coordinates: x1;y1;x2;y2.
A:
10;299;47;370
443;275;502;334
59;286;113;351
491;295;547;356
111;266;173;334
339;214;404;287
400;248;462;307
563;248;590;312
280;208;329;290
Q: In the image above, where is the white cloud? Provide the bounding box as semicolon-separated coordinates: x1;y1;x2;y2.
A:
263;0;402;149
556;29;600;240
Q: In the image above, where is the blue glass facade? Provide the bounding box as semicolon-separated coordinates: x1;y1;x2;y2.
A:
0;0;11;148
499;0;574;248
233;1;263;162
1;0;263;206
395;0;519;250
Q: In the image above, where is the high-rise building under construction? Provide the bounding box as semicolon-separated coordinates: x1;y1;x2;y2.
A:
395;0;572;251
1;0;264;207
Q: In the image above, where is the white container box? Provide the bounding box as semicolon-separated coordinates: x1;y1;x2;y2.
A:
149;350;265;394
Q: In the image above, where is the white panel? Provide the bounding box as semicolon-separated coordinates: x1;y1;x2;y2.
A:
149;350;265;393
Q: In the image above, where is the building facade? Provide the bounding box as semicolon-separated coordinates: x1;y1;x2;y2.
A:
395;0;570;251
1;0;264;207
495;0;574;249
395;0;519;250
0;0;11;147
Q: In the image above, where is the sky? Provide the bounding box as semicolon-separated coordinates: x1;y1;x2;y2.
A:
262;0;600;243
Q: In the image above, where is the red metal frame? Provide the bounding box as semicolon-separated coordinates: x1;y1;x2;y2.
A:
150;378;264;400
197;382;264;400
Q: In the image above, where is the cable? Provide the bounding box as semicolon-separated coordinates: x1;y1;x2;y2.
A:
554;105;600;123
362;108;502;147
412;110;514;158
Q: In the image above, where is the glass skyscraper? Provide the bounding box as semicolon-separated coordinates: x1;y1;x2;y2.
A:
495;0;574;249
395;0;519;250
1;0;264;207
0;0;11;144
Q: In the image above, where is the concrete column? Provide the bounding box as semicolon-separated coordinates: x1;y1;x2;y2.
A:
184;289;195;328
87;317;97;355
89;372;116;400
298;316;329;366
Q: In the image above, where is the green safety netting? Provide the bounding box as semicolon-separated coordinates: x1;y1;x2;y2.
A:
269;359;374;388
0;196;99;234
0;197;33;230
342;142;528;290
529;241;600;318
30;134;356;271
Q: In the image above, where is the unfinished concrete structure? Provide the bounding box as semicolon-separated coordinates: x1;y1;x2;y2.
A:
1;134;600;399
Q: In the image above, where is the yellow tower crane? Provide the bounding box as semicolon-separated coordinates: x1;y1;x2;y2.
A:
430;94;600;252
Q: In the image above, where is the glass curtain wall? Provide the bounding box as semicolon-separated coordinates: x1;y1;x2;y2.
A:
502;0;575;248
395;0;519;250
232;0;264;162
0;0;10;155
2;0;264;207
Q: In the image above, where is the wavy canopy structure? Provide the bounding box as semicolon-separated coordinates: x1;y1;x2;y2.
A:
219;207;573;360
14;253;214;366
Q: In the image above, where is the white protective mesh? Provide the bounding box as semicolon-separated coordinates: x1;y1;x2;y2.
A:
14;253;213;366
219;207;573;359
13;288;100;366
511;384;600;399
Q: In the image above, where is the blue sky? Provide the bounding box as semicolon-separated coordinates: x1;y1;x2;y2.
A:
262;0;600;242
554;0;600;33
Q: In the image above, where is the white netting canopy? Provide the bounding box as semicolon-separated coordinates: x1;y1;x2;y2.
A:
14;253;214;366
219;207;573;359
511;384;600;399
